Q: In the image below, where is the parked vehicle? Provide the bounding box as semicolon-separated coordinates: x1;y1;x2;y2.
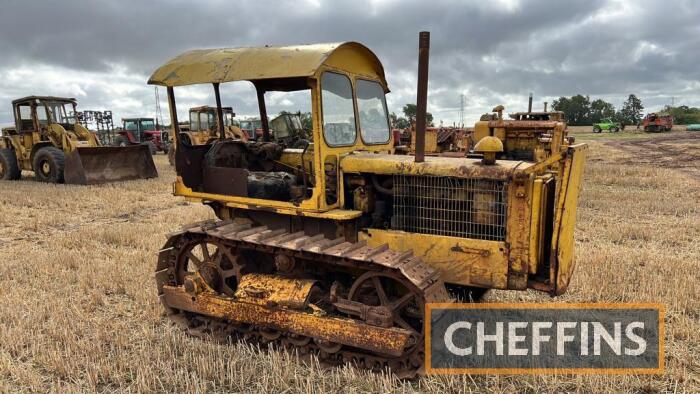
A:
592;118;622;133
642;113;673;132
117;117;170;154
0;96;156;184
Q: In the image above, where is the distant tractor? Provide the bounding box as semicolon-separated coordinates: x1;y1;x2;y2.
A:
168;106;248;165
269;112;310;147
117;117;170;154
239;118;262;140
0;96;157;184
181;106;246;145
642;113;673;132
592;118;622;133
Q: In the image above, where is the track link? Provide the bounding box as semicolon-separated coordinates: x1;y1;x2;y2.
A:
156;219;450;378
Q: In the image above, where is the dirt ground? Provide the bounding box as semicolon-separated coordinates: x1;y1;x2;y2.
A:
0;131;698;392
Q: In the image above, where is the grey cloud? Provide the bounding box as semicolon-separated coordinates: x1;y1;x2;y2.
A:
0;0;698;125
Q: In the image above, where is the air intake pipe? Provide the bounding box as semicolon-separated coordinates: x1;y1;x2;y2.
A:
414;31;430;163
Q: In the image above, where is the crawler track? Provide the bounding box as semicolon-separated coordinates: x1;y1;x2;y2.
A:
156;219;450;378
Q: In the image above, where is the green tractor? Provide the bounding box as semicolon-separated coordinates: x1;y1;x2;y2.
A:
592;118;622;133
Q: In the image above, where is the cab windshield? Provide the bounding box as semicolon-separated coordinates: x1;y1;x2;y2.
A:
141;119;156;130
45;101;75;124
224;112;234;126
356;79;390;144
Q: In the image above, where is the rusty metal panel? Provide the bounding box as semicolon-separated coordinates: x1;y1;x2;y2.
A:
161;285;411;357
552;144;588;295
202;166;248;196
64;145;158;185
359;229;508;289
148;43;387;88
234;274;317;309
340;152;532;181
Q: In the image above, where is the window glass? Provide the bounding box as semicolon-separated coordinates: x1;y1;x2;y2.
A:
125;120;138;131
47;102;73;124
208;112;216;129
321;72;356;146
189;111;198;131
36;105;48;123
199;113;209;130
141;119;156;130
19;105;32;119
356;79;390;144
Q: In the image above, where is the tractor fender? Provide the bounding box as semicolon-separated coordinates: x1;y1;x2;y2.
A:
117;130;139;144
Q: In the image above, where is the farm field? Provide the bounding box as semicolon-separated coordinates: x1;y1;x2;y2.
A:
0;131;698;392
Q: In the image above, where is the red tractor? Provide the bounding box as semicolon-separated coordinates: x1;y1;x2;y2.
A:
116;118;170;154
642;113;673;132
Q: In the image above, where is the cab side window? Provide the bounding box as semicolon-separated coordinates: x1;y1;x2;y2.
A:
18;104;34;132
189;111;198;131
321;72;356;146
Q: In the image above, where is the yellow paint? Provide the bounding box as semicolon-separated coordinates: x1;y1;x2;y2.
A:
235;274;317;309
360;229;509;289
473;135;503;153
153;41;589;300
148;42;387;88
552;143;588;294
341;152;530;180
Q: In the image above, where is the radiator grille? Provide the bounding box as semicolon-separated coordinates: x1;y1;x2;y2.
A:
392;175;507;241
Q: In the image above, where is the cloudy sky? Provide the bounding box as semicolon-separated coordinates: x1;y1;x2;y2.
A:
1;0;698;127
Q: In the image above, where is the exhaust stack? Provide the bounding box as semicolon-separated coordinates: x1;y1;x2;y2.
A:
414;31;430;163
544;101;548;112
528;93;533;113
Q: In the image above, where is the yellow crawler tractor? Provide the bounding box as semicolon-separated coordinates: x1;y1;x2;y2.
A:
168;105;247;165
0;96;157;184
149;32;587;377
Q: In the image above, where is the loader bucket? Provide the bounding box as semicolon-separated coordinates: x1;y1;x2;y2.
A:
63;145;158;185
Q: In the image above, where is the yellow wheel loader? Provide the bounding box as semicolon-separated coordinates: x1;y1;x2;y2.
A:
0;96;158;184
148;32;587;377
168;105;247;165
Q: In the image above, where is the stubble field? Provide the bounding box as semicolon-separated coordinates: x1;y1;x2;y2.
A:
0;131;698;392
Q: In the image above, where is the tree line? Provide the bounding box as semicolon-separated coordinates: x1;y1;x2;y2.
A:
552;94;644;126
552;94;700;126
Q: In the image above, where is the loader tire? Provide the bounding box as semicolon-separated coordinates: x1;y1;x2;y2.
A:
0;148;21;180
33;147;65;183
592;126;601;133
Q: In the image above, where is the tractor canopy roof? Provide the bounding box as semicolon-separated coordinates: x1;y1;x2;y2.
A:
148;42;388;91
12;96;77;105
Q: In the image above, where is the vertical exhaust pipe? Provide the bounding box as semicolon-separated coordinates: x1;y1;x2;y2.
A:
528;93;533;113
414;31;430;163
544;101;548;112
